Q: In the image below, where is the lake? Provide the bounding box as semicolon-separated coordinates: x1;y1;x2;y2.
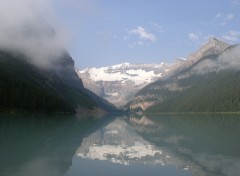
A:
0;113;240;176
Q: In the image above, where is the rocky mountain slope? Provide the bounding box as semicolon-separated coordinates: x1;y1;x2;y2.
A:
169;37;229;75
127;38;240;113
0;50;116;113
77;62;172;107
0;12;117;113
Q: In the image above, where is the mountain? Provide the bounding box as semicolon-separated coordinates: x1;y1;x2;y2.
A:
170;37;229;74
77;62;172;107
184;37;229;63
0;50;116;113
127;38;240;113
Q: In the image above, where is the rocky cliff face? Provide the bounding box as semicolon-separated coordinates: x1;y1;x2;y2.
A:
188;37;229;61
77;63;172;107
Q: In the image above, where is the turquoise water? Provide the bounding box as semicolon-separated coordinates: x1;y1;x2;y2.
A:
0;113;240;176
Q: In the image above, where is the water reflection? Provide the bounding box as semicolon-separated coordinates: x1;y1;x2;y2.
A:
69;114;240;176
76;118;166;166
129;114;240;176
0;113;100;176
68;116;192;176
1;113;240;176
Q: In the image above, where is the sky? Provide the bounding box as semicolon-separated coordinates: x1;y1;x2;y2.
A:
1;0;240;69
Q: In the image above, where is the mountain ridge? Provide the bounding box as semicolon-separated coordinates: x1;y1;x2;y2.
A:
0;50;116;113
77;62;172;107
127;38;240;113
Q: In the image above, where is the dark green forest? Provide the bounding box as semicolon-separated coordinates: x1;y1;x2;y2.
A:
145;70;240;113
0;51;96;113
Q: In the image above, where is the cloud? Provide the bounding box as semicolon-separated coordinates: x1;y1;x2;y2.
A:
129;26;157;43
151;22;164;33
222;30;240;43
221;22;227;26
216;13;222;18
188;33;200;41
192;45;240;74
128;41;144;48
96;31;118;39
215;13;235;26
226;13;235;20
0;0;69;68
232;0;240;6
56;0;97;19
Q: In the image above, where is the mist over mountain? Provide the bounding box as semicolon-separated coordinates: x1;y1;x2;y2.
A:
0;0;116;113
0;0;68;68
0;49;117;113
127;38;240;113
1;0;239;114
169;38;230;75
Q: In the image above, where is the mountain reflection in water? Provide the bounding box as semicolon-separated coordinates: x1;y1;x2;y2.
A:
76;118;167;166
0;113;100;176
128;114;240;176
1;113;240;176
68;114;240;176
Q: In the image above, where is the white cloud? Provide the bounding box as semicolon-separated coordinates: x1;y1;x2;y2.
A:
137;41;144;45
97;31;118;39
129;26;157;43
0;0;69;68
222;30;240;43
216;13;222;18
128;41;144;48
222;35;238;42
221;22;227;26
229;30;240;36
226;13;235;20
188;33;199;41
151;22;164;33
232;0;240;6
203;35;215;41
215;13;235;27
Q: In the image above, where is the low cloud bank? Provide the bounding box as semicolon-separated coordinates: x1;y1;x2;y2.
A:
0;0;68;68
192;45;240;74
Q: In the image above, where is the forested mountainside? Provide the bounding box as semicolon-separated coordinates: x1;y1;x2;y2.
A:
128;40;240;113
0;50;115;113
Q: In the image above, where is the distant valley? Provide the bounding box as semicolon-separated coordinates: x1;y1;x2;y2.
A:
1;36;240;114
78;37;240;113
77;62;172;107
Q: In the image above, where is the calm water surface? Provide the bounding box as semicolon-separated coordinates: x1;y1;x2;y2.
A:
0;113;240;176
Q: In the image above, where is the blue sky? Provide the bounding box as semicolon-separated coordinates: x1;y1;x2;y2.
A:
52;0;240;69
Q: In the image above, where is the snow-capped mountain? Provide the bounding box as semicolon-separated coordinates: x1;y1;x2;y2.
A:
77;62;172;107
